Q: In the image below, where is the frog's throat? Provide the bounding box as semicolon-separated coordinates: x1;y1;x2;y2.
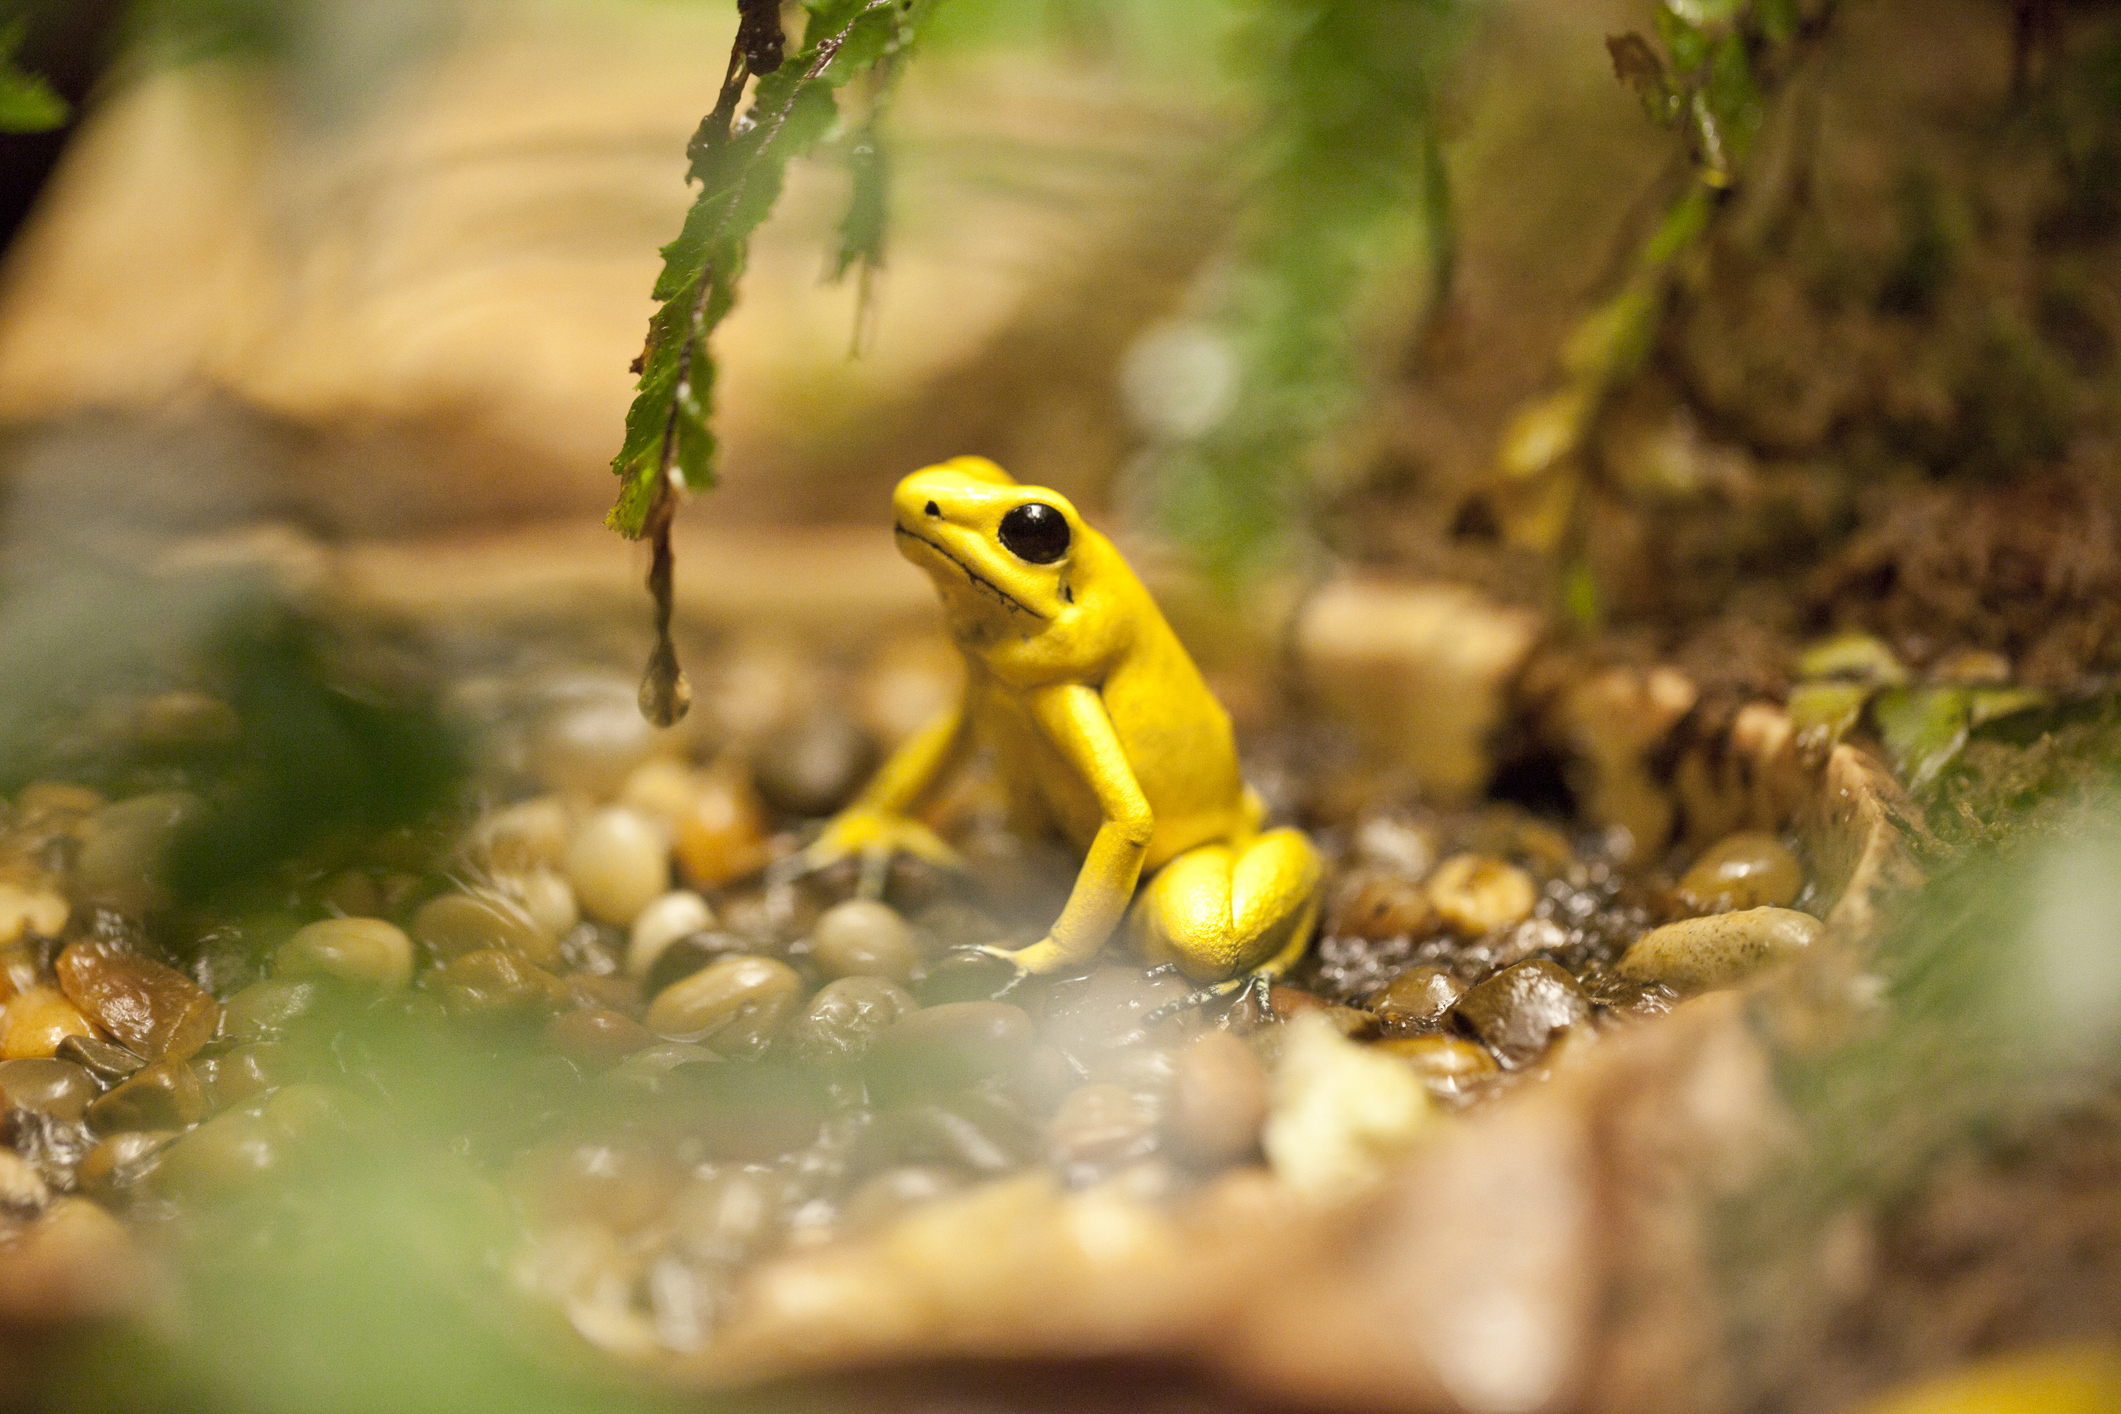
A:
893;524;1048;621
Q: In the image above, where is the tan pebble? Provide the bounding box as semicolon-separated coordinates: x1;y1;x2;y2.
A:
1264;1013;1429;1200
220;977;325;1041
1326;869;1435;942
318;869;382;918
513;1137;684;1234
412;890;556;966
0;1058;98;1119
1266;986;1377;1039
1370;965;1465;1031
78;1131;175;1195
87;1059;205;1133
0;943;36;1000
0;987;96;1059
1617;906;1822;993
505;869;580;941
839;1165;961;1235
435;948;567;1017
643;955;803;1056
668;1169;788;1264
674;763;770;888
1163;1030;1269;1169
0;884;68;945
72;792;201;911
1428;854;1537;936
811;899;919;984
277;918;414;990
529;691;661;800
616;757;700;825
1450;959;1589;1067
0;1197;146;1324
564;808;670;926
1046;1083;1159;1167
626;890;714;979
56;939;221;1061
156;1111;282;1198
195;1045;281;1110
1678;832;1804;912
263;1083;363;1141
1376;1033;1498;1092
134;690;240;752
16;781;104;818
468;797;572;873
545;1008;654;1069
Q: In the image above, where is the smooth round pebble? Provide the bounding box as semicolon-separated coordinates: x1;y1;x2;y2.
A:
644;931;754;1000
0;884;67;946
1428;854;1537;936
413;891;557;967
87;1060;205;1133
1616;906;1823;993
811;900;919;984
134;690;239;752
616;757;700;824
1377;1033;1499;1091
72;793;201;910
435;949;567;1018
627;891;715;979
54;1036;145;1087
1328;870;1436;942
1267;986;1378;1040
782;976;918;1066
563;808;670;926
155;1111;282;1198
220;977;325;1042
1450;959;1589;1067
644;955;804;1056
674;764;771;888
1370;965;1465;1032
1163;1031;1269;1168
277;918;414;991
869;1002;1034;1095
507;870;580;941
0;987;95;1059
0;1059;98;1120
546;1008;655;1069
752;711;878;818
468;798;571;873
513;1137;684;1233
1678;833;1804;912
529;691;661;800
1045;1083;1158;1167
78;1130;175;1196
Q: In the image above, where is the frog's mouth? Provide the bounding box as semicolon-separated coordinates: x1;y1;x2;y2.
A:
894;524;1047;621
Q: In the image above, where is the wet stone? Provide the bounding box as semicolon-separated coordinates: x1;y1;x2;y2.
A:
1163;1031;1269;1169
1377;1034;1499;1093
643;955;804;1057
87;1060;205;1134
1327;869;1437;942
0;987;95;1060
669;1169;788;1266
644;931;755;999
1370;965;1465;1033
513;1136;685;1234
277;918;414;991
1450;959;1590;1068
1268;986;1378;1040
3;1107;94;1192
752;710;878;818
915;947;1023;1006
840;1165;961;1235
1677;832;1804;913
78;1130;175;1196
155;1111;282;1198
56;939;221;1061
0;1149;48;1220
782;977;918;1067
413;891;557;967
810;899;920;984
546;1008;655;1069
627;891;714;980
57;1035;145;1087
220;977;326;1042
194;1045;281;1111
563;808;671;928
1041;965;1192;1053
863;1092;1036;1176
604;1041;722;1096
1045;1083;1159;1169
1428;854;1538;936
0;1059;98;1120
435;948;567;1019
1616;906;1823;993
674;765;771;888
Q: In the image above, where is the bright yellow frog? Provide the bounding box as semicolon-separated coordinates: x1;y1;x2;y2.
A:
806;455;1322;984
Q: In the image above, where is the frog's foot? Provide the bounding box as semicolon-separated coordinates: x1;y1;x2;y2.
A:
933;943;1035;1000
771;808;965;895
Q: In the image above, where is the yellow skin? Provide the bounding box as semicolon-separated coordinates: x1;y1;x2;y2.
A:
804;456;1322;983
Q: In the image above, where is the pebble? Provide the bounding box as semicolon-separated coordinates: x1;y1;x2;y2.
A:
506;870;580;942
1328;869;1437;942
412;890;558;967
752;710;878;818
643;955;804;1056
674;764;771;888
1267;986;1378;1040
1039;965;1192;1053
865;1094;1035;1174
615;758;700;825
839;1165;961;1235
1450;959;1591;1067
603;1041;721;1096
545;1008;654;1069
781;976;919;1066
626;891;715;980
1263;1012;1430;1201
86;1059;205;1133
1616;906;1823;993
0;986;96;1059
1369;965;1465;1032
78;1130;173;1195
1163;1031;1270;1168
72;792;201;911
514;1137;684;1234
1376;1034;1499;1092
55;939;221;1061
0;1149;47;1219
154;1111;282;1198
563;808;670;926
194;1045;280;1110
1350;813;1438;878
869;1002;1035;1097
1678;832;1804;912
134;690;240;753
318;870;382;918
0;1059;98;1119
435;948;567;1018
643;931;754;999
54;1036;144;1088
220;977;325;1042
1427;854;1538;936
468;797;572;873
277;918;414;990
0;883;68;945
810;899;920;984
529;689;661;800
668;1169;787;1265
1045;1083;1159;1168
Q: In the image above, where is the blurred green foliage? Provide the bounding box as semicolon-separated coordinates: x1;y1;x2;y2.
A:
0;17;67;131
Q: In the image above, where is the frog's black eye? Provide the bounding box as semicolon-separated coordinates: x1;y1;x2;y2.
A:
998;502;1069;563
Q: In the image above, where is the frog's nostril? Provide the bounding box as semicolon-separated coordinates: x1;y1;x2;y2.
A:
924;500;942;518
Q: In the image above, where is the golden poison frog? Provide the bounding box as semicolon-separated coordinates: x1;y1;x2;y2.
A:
803;456;1321;985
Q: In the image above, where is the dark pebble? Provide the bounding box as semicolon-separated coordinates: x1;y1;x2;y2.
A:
782;977;919;1067
1369;966;1465;1032
0;1059;98;1120
1449;958;1590;1067
55;1036;145;1089
87;1060;205;1133
645;930;756;1000
545;1008;654;1069
1267;986;1378;1039
752;710;879;818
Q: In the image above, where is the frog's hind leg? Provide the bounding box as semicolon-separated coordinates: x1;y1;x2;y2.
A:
1131;828;1323;986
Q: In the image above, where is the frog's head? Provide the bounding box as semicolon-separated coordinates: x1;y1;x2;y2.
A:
891;456;1100;643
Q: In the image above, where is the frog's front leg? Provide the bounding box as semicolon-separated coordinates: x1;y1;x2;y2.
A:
797;693;972;876
987;683;1153;975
